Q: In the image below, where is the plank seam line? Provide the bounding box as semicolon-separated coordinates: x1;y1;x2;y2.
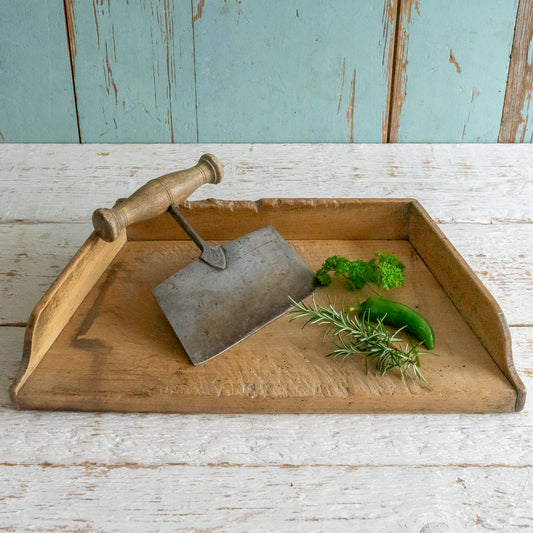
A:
386;0;403;143
498;0;522;142
434;219;533;225
62;0;82;144
1;323;529;328
190;0;200;143
0;462;531;470
1;219;532;226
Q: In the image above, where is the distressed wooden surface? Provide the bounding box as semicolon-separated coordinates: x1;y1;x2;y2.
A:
0;328;532;529
3;1;533;143
64;0;397;143
0;326;531;466
2;144;533;223
0;0;78;142
12;223;519;414
1;222;532;327
0;144;531;530
0;461;531;531
500;0;533;143
389;0;518;142
192;0;396;142
66;0;197;142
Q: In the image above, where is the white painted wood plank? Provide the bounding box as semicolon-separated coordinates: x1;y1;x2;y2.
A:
1;222;530;325
439;223;533;326
1;327;531;467
0;223;93;324
0;462;531;532
1;144;532;224
1;144;531;530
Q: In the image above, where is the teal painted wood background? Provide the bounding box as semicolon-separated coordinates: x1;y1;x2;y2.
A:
0;0;78;142
390;0;518;142
68;0;197;142
1;0;532;143
192;0;393;142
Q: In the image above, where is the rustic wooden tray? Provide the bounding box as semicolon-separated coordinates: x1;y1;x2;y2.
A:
10;199;525;413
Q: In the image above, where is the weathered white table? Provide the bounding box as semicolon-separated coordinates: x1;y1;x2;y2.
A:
1;144;532;531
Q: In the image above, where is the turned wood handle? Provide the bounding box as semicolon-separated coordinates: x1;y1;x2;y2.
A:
92;153;223;242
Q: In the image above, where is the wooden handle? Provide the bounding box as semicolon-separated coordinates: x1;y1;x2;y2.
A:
92;153;223;242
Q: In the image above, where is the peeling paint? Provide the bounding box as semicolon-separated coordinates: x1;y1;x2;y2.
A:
111;24;117;62
65;0;78;62
346;69;356;142
449;50;462;74
337;58;345;115
461;112;471;140
499;0;533;142
193;0;205;23
163;0;175;142
64;0;81;142
519;82;532;142
381;0;396;67
104;44;118;103
381;0;398;142
388;0;419;142
518;36;533;142
92;0;100;47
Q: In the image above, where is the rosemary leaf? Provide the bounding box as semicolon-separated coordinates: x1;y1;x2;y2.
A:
289;296;432;386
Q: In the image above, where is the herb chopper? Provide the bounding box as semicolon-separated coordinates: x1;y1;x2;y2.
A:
92;154;316;365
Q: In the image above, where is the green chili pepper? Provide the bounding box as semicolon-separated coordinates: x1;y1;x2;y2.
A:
353;297;435;350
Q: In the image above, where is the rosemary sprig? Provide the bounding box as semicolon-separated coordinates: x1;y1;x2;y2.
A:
289;296;432;386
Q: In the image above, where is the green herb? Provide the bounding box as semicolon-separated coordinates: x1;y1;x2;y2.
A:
315;253;405;294
289;296;432;386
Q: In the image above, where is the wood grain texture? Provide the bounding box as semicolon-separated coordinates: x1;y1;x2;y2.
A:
10;200;521;413
2;222;531;334
192;0;397;142
409;202;524;409
499;0;533;143
0;143;532;530
0;2;530;143
0;462;531;531
0;326;531;466
1;144;533;224
126;198;411;241
9;231;125;402
92;153;223;241
0;223;93;325
66;0;196;142
0;0;78;142
389;0;518;142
